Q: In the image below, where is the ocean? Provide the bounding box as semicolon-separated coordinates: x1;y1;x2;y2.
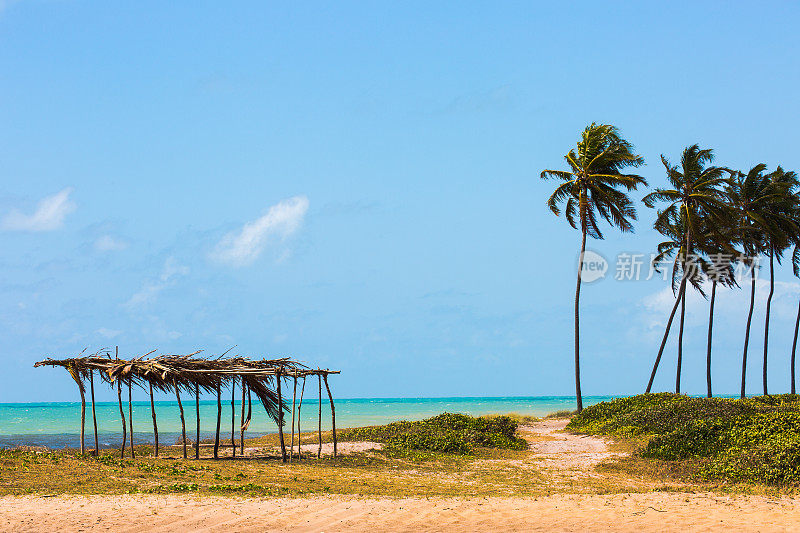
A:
0;395;615;449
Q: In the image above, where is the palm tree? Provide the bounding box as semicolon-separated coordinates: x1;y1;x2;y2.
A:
650;211;710;393
541;123;646;412
702;244;738;398
727;165;799;396
643;145;728;393
760;167;799;395
791;243;800;395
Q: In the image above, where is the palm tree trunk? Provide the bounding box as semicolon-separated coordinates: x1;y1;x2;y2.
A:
706;280;717;398
214;384;221;459
741;266;757;398
574;229;586;412
791;297;800;395
763;248;775;396
90;370;98;455
646;283;685;392
149;382;158;457
647;227;693;394
676;288;686;394
176;387;187;459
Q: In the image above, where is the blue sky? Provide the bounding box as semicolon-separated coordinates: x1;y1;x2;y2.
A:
2;1;800;402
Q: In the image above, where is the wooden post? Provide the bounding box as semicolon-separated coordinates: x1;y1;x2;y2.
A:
297;377;305;461
323;374;337;458
239;380;246;455
149;382;159;457
317;374;322;459
90;370;99;455
231;376;236;458
116;347;126;459
277;372;286;462
195;383;200;460
214;383;221;459
290;376;297;463
128;378;135;459
117;380;126;459
176;386;187;459
76;370;86;456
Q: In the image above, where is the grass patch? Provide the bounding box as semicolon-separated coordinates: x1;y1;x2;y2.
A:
568;393;800;486
339;413;528;455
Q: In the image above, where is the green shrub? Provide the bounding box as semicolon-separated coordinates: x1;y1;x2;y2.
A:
340;413;528;455
567;393;800;486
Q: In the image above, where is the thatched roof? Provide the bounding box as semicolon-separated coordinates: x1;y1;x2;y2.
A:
34;350;339;424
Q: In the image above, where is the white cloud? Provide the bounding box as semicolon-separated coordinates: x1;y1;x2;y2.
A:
94;235;129;252
1;188;76;232
640;279;800;333
211;195;309;267
96;327;122;339
125;257;189;309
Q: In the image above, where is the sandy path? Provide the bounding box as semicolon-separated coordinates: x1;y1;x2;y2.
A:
3;492;799;532
2;419;799;532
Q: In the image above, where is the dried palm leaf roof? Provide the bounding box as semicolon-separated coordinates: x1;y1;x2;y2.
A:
35;351;339;424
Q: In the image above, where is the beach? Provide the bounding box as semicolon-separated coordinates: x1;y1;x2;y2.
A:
3;417;798;532
4;492;799;532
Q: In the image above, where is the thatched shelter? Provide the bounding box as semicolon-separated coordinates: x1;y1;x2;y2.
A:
34;348;340;462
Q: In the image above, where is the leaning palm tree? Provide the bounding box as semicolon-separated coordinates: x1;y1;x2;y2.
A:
727;165;799;396
726;165;771;398
759;167;800;395
791;243;800;395
701;242;738;397
643;145;729;393
541;123;646;412
650;210;709;393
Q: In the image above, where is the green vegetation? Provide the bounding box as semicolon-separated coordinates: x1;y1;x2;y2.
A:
568;393;800;485
340;413;528;455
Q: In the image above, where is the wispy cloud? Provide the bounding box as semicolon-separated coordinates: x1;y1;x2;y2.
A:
96;327;122;339
124;257;189;309
94;234;128;252
0;188;76;232
211;195;309;267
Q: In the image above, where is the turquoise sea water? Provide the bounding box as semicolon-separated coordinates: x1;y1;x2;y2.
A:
0;396;615;449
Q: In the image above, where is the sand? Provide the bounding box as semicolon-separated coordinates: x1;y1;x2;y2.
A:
2;419;798;532
3;492;799;532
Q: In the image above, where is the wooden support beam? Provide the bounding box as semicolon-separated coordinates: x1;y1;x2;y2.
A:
195;383;200;460
239;380;246;455
290;376;297;463
149;382;159;457
231;376;236;458
128;378;135;459
297;377;305;461
90;370;99;456
318;374;322;459
176;387;187;459
324;374;337;459
214;383;221;459
277;372;286;462
117;380;126;459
